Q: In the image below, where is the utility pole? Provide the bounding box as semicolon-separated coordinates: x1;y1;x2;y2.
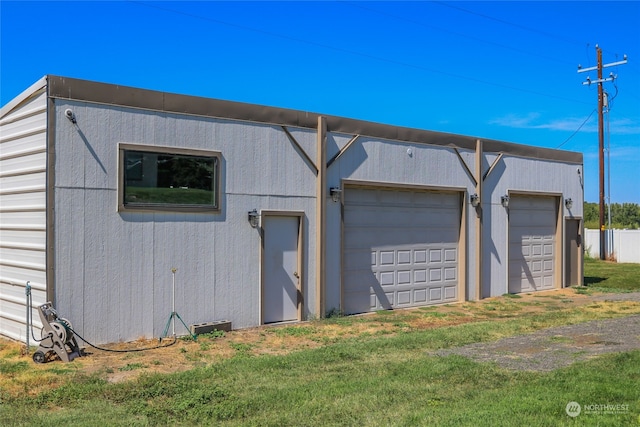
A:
578;45;627;260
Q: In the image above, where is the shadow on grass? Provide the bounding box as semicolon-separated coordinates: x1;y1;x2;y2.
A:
584;276;606;285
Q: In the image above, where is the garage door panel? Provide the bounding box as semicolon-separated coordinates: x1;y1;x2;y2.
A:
342;290;375;313
414;250;427;263
380;251;395;265
508;195;557;294
444;286;456;299
444;267;457;280
414;288;427;303
397;270;411;284
379;271;395;286
344;229;439;248
343;270;378;287
510;196;556;210
346;206;459;226
397;250;411;264
414;269;427;283
397;290;411;305
343;250;374;269
343;187;460;314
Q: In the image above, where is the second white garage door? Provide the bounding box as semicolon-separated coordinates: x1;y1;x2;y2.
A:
508;195;558;294
343;187;461;314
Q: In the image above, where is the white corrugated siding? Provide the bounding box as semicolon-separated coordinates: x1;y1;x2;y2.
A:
0;84;48;342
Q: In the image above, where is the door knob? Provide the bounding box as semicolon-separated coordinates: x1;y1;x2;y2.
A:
293;271;299;278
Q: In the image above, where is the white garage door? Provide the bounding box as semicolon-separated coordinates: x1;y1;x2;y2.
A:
508;195;557;293
343;187;460;314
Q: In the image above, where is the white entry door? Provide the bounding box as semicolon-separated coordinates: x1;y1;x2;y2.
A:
262;215;300;324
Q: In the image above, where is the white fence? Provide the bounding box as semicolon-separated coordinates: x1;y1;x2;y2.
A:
584;229;640;263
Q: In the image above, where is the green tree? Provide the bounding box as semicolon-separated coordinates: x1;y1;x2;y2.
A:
584;202;640;229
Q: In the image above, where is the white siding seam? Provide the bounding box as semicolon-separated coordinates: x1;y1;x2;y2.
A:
0;310;40;326
0;185;46;196
0;166;47;178
0;278;46;291
0;293;45;315
0;242;46;251
0;206;46;213
0;125;46;144
0;105;48;126
0;225;46;231
0;147;47;162
0;260;46;271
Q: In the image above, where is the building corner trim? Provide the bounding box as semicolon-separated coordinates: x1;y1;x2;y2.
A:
45;78;56;304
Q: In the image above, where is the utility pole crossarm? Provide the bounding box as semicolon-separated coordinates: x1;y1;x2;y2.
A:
577;56;628;73
582;76;617;86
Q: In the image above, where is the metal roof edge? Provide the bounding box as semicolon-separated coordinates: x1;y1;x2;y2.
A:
46;75;582;164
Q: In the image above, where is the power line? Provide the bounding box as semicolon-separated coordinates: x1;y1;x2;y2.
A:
128;1;591;107
432;1;588;47
555;109;596;149
340;1;576;67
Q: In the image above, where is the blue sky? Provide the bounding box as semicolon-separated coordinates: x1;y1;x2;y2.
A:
2;1;639;203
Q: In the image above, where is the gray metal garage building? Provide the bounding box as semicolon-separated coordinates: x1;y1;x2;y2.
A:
0;76;584;344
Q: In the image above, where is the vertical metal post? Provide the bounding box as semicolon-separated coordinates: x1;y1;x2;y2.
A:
25;281;31;351
597;46;606;260
171;267;177;336
605;95;612;258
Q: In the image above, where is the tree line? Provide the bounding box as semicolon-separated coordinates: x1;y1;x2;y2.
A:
583;202;640;229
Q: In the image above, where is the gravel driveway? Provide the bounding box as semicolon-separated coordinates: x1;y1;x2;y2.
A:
435;292;640;372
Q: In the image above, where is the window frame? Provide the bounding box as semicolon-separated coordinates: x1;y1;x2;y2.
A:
117;143;221;213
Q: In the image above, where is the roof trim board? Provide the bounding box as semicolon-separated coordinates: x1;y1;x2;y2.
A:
45;75;582;164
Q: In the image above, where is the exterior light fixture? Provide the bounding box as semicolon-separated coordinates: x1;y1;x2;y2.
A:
470;193;479;207
64;108;76;124
565;198;573;209
329;187;342;203
247;209;260;228
501;195;510;208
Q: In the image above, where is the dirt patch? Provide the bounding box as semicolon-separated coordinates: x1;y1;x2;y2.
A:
2;289;639;389
435;312;640;371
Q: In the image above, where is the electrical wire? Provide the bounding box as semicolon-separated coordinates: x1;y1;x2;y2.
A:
340;1;576;67
555;109;596;149
432;1;590;48
127;1;591;107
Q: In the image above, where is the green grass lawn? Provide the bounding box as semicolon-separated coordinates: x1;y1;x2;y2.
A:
582;257;640;292
1;259;639;426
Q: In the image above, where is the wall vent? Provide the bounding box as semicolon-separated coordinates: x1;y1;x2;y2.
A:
189;321;232;335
